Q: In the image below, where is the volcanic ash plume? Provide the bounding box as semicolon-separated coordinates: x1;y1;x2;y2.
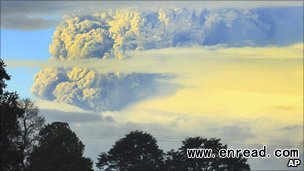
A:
32;7;303;111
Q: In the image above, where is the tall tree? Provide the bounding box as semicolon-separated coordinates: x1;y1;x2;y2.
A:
0;60;10;94
17;98;45;170
0;59;23;170
165;137;250;171
28;122;93;171
96;130;165;171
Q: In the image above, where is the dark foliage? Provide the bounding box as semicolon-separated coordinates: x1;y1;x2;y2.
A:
27;122;93;171
0;60;10;94
0;59;24;170
18;98;45;170
96;130;164;171
165;137;250;171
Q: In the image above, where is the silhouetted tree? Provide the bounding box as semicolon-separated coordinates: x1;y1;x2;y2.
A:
28;122;93;171
0;59;23;170
17;98;45;170
165;137;250;171
96;130;164;171
0;60;10;94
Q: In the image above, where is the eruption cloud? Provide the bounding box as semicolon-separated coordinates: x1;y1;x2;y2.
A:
32;7;303;111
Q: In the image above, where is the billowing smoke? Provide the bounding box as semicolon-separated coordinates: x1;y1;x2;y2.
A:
49;7;303;60
32;7;302;111
32;67;173;111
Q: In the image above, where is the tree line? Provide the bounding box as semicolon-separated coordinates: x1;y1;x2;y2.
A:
0;59;250;171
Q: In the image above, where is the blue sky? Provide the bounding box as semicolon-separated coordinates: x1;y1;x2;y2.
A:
1;29;54;59
1;29;54;98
